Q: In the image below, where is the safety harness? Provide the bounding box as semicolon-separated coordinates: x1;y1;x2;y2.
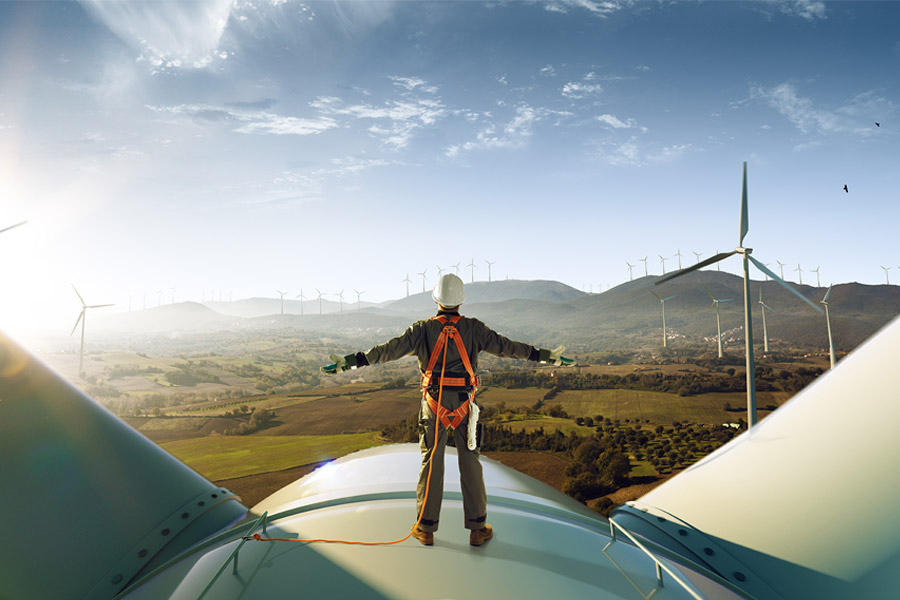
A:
422;315;478;430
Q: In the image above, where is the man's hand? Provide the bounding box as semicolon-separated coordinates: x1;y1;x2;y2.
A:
321;353;347;374
549;345;576;367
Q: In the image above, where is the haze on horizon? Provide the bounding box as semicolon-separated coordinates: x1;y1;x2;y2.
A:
1;0;898;336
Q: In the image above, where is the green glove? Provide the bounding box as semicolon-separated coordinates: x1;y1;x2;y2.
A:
321;353;360;374
549;345;575;367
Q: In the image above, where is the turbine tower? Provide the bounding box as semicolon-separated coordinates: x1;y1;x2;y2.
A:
882;265;891;285
759;289;774;353
706;290;733;359
650;291;675;348
354;289;365;311
316;289;323;315
675;249;683;270
485;260;495;282
417;270;428;293
657;162;822;427
776;260;786;280
821;285;836;368
659;254;668;275
276;290;287;315
626;261;634;282
70;285;114;375
795;264;803;285
337;290;345;315
811;266;821;288
467;258;477;283
639;255;648;277
693;251;702;264
295;289;306;315
402;274;411;297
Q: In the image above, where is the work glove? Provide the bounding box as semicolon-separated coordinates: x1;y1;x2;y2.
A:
549;345;575;367
321;353;348;374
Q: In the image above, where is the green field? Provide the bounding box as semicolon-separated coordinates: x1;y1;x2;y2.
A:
161;433;385;480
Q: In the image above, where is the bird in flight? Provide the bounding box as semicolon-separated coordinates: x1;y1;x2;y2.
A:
843;184;849;193
875;122;880;127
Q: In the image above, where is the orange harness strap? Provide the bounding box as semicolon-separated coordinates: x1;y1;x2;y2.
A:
421;315;479;391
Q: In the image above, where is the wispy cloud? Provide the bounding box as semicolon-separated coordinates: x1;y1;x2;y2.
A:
445;105;571;157
81;0;233;73
596;114;646;132
595;138;690;167
750;83;894;137
541;0;633;18
146;103;337;136
562;81;603;99
775;0;827;21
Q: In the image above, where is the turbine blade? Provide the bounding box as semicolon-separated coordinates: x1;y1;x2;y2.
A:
71;310;84;336
0;220;28;234
719;298;734;302
748;255;823;314
655;251;738;285
739;161;749;246
88;303;115;309
663;295;675;302
650;290;662;300
823;284;833;302
71;284;86;307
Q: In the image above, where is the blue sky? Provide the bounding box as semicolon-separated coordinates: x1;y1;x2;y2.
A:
1;0;898;334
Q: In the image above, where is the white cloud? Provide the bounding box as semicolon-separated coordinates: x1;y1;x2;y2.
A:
777;0;827;21
82;0;233;73
445;105;570;156
596;138;691;167
596;114;631;128
562;82;604;98
146;103;337;136
541;0;632;18
539;65;557;77
750;83;894;137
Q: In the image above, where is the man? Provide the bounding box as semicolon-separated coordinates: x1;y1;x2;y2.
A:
321;273;574;547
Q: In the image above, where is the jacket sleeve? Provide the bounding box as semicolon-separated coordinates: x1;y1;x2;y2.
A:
472;319;539;361
363;321;425;365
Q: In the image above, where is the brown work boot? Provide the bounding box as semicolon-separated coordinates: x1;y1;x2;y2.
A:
469;524;493;546
412;526;434;546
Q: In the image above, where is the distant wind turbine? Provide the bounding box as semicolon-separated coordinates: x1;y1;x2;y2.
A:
417;270;428;293
0;220;27;235
776;260;786;280
650;291;675;348
295;289;306;315
693;251;703;265
277;289;287;315
759;289;774;353
706;290;733;359
485;260;495;282
337;290;345;315
316;289;323;315
402;274;411;297
467;258;477;283
657;162;823;427
881;266;891;285
811;266;821;288
626;261;635;282
795;264;803;285
453;261;461;276
70;285;114;375
355;289;365;311
821;285;836;368
675;249;683;270
639;256;648;277
436;265;445;277
659;254;668;275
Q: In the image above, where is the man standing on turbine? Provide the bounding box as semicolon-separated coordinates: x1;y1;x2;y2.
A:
321;273;574;547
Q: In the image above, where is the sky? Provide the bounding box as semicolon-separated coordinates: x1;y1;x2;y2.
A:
1;0;898;335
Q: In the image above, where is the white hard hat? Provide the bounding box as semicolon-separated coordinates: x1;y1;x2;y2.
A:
432;273;465;307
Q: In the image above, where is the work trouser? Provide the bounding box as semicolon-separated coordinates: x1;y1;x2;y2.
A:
416;389;486;532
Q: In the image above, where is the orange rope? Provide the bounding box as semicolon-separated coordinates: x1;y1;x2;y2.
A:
251;333;451;546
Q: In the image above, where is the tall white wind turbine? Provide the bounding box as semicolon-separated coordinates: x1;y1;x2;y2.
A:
436;265;444;277
639;255;648;277
417;270;427;293
277;290;286;315
337;289;345;315
821;285;836;368
626;261;634;282
706;290;733;359
881;265;891;285
402;274;411;297
70;285;114;375
295;289;306;315
693;251;702;264
659;254;668;275
316;289;323;315
795;264;803;285
650;291;675;348
657;162;822;427
776;260;786;280
354;289;365;311
485;260;495;282
453;261;461;275
812;266;821;288
758;289;774;353
675;249;683;270
467;258;477;283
